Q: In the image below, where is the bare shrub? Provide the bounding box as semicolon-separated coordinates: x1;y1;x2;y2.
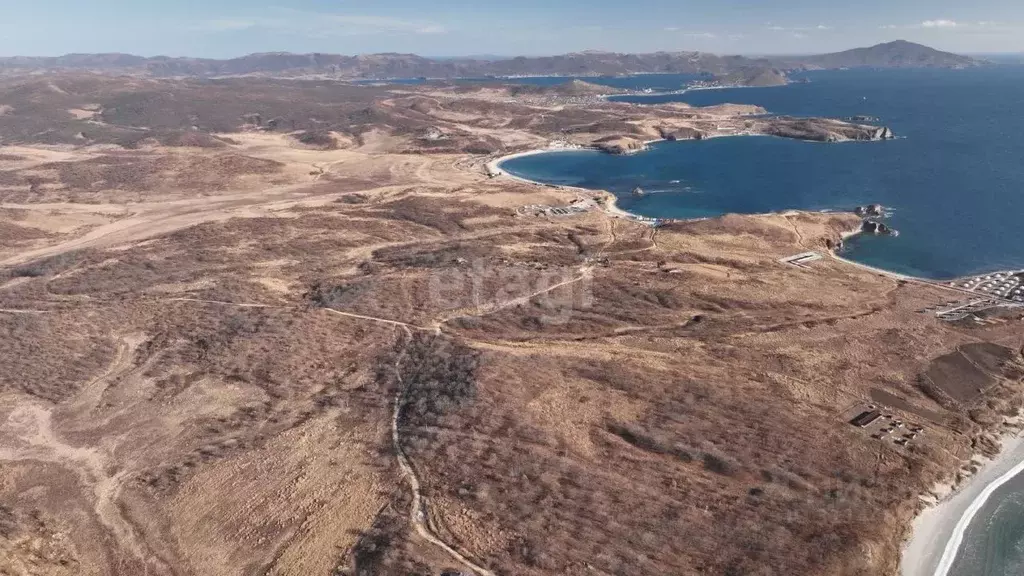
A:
388;334;480;431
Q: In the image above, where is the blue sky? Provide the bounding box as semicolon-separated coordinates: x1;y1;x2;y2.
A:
3;0;1024;57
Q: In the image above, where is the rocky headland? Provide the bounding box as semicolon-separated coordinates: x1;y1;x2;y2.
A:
593;135;650;155
658;126;706;141
758;117;895;142
710;68;790;88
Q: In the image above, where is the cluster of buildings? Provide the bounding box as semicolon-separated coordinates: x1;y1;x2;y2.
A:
955;271;1024;301
850;408;925;448
518;197;597;217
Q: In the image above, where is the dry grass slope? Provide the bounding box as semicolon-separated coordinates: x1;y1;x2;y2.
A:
0;73;1021;576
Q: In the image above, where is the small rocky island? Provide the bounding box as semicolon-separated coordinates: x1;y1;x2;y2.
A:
862;220;898;236
853;204;898;236
855;204;886;217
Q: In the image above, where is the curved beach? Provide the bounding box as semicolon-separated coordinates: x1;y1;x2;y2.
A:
490;147;646;221
902;432;1024;576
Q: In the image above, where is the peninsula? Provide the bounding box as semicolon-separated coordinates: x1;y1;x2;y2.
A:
1;42;1020;576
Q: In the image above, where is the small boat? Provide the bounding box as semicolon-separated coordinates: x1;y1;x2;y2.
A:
632;186;645;197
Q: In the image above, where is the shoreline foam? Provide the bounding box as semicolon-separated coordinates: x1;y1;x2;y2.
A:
901;428;1024;576
488;141;667;222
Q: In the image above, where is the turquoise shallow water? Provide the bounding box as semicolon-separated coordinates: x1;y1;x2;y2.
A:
502;68;1024;280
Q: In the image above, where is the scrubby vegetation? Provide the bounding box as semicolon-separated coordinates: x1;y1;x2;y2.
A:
380;333;480;432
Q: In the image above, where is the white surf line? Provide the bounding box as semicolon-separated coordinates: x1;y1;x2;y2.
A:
934;447;1024;576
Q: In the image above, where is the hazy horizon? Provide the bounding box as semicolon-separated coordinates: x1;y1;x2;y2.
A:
2;41;1021;62
4;0;1024;59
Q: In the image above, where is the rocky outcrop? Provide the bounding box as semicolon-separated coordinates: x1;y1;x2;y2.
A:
862;220;897;236
659;126;705;141
855;204;886;218
759;117;896;143
593;136;649;155
872;126;895;140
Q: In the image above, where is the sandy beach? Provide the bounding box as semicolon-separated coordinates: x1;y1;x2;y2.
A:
488;146;649;221
486;146;590;182
901;430;1024;576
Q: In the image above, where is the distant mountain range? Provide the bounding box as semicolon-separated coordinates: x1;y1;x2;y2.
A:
0;41;981;79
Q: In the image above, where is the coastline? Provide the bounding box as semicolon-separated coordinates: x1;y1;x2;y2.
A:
901;427;1024;576
491;146;952;285
488;142;666;222
491;146;1024;576
606;81;793;101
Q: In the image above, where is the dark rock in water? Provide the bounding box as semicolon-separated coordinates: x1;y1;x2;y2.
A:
862;220;896;235
632;186;646;197
855;204;885;217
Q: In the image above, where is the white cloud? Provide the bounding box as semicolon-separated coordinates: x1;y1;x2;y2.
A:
880;19;1019;32
766;24;833;32
193;8;447;37
921;19;958;29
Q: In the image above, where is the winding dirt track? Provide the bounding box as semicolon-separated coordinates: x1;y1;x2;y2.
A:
0;139;590;574
0;339;167;574
389;326;497;576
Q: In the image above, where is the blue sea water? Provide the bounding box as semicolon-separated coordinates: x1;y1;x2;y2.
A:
948;467;1024;576
502;68;1024;279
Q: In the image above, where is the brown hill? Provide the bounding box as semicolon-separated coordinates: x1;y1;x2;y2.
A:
796;40;980;69
0;42;981;79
